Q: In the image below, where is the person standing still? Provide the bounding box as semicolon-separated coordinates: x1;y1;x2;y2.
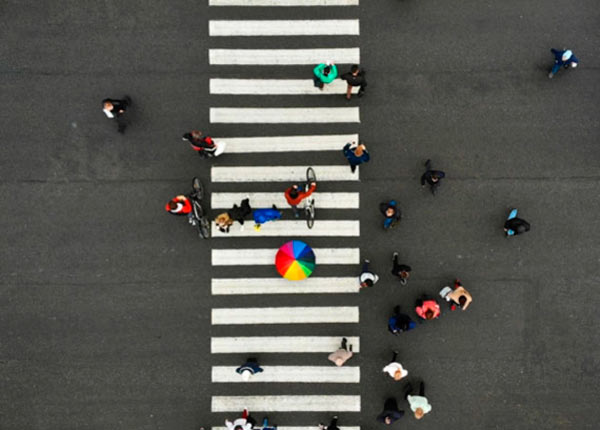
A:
359;259;379;289
405;381;432;420
376;397;404;424
313;61;338;89
548;49;579;79
391;252;411;285
328;337;353;366
102;96;131;133
421;159;445;195
382;350;408;381
341;64;367;99
343;142;370;173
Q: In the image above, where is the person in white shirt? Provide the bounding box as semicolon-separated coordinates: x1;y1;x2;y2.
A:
405;381;432;420
225;408;255;430
359;259;379;289
102;96;131;133
382;350;408;381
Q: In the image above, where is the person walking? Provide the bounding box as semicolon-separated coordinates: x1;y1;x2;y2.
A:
285;182;316;218
380;200;402;229
405;381;432;420
420;159;445;195
328;337;353;367
343;142;370;173
376;397;404;424
415;296;441;321
382;350;408;381
548;48;579;79
229;198;252;227
102;96;131;133
215;212;234;233
439;279;472;311
391;252;411;285
341;64;367;99
225;408;255;430
236;358;264;381
359;259;379;289
253;205;282;231
313;61;338;89
182;130;218;158
318;415;340;430
388;306;416;335
504;208;530;237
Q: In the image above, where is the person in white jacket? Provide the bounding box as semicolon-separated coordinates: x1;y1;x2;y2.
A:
382;350;408;381
225;408;255;430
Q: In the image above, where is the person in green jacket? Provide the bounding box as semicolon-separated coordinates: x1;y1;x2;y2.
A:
313;61;338;90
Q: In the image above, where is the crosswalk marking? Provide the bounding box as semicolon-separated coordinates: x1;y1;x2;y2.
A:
209;48;360;65
212;166;358;182
212;248;359;266
212;395;361;412
212;306;359;325
212;134;358;153
212;366;360;383
212;192;359;208
211;277;358;295
210;107;360;124
211;336;360;353
210;79;358;95
209;0;359;5
212;220;360;237
209;20;359;36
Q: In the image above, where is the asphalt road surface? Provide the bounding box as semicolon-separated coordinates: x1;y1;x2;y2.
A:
1;1;599;429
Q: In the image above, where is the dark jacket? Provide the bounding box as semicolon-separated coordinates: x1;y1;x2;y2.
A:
228;199;252;224
388;312;416;334
341;70;367;87
551;49;579;68
102;98;128;117
421;170;445;186
380;201;401;220
343;143;370;166
376;397;404;423
504;218;530;235
236;361;263;375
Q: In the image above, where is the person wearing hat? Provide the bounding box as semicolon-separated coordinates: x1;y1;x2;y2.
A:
504;208;530;237
420;159;445;195
359;259;379;289
236;358;264;381
382;350;408;381
225;408;255;430
549;48;579;79
328;337;353;367
313;61;338;89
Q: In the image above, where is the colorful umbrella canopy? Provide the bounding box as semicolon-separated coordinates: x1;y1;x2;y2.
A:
275;240;316;281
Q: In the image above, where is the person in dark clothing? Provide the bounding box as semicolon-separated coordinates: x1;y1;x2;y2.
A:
380;200;401;229
102;96;131;133
391;252;411;285
421;159;445;195
504;208;530;237
341;64;367;100
388;306;416;335
343;142;370;173
228;198;252;226
548;48;579;79
182;130;217;158
376;397;404;424
318;416;340;430
236;358;264;381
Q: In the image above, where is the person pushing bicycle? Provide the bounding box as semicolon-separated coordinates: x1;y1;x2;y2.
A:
285;181;317;218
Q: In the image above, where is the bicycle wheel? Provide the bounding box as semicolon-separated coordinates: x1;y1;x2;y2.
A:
306;167;316;184
192;177;204;200
199;217;211;239
306;199;315;229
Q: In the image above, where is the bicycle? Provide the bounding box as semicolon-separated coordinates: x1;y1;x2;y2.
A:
189;177;211;239
304;167;316;229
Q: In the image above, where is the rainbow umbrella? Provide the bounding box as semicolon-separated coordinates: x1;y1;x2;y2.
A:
275;240;316;281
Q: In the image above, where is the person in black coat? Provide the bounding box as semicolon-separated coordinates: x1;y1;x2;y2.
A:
341;64;367;100
102;96;131;133
504;208;530;237
420;159;445;195
388;306;416;335
376;397;404;424
228;198;252;226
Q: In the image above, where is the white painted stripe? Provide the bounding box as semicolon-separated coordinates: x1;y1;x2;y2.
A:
212;192;359;209
210;79;358;95
212;366;360;383
212;395;360;412
212;336;360;353
209;48;360;65
211;166;358;182
209;0;359;5
211;277;358;295
212;220;359;237
212;306;358;325
212;248;359;266
213;428;359;430
210;107;359;124
213;134;358;153
210;20;359;36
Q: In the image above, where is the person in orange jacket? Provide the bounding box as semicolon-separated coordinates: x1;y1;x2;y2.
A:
415;296;441;321
284;182;316;218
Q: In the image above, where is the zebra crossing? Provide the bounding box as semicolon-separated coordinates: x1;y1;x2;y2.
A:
208;0;361;425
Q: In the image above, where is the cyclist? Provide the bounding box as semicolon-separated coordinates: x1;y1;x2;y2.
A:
182;130;217;158
284;181;316;218
165;195;193;216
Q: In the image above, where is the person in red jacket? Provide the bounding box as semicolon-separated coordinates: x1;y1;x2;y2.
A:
284;182;316;217
415;296;441;321
165;195;193;216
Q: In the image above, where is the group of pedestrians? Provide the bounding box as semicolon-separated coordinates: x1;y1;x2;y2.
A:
313;62;367;100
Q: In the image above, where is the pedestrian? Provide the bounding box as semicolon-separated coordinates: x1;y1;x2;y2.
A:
359;259;379;289
391;252;411;285
225;408;255;430
439;279;472;311
504;208;530;237
341;64;367;99
215;212;234;233
229;198;252;228
261;417;277;430
328;337;353;367
313;61;338;90
380;200;401;229
382;350;408;381
420;159;445;195
404;381;432;420
182;130;218;158
388;306;416;335
415;296;441;321
318;415;340;430
548;48;579;79
102;96;131;133
343;141;370;173
236;358;264;381
253;205;282;231
376;397;404;424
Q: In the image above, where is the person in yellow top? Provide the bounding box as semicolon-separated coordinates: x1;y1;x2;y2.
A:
313;61;338;89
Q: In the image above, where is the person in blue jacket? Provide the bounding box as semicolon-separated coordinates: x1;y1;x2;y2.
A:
253;205;282;231
343;142;370;173
548;49;579;79
236;358;264;381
